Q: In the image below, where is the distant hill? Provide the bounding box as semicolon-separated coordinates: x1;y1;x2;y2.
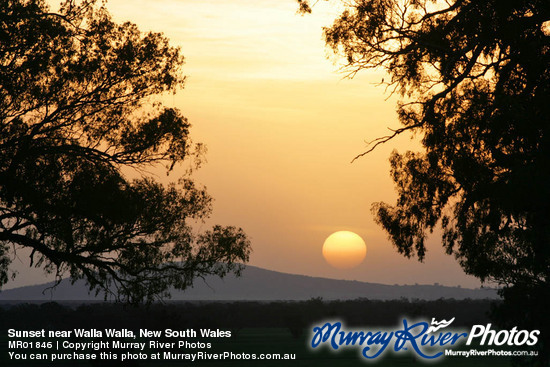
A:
0;265;499;301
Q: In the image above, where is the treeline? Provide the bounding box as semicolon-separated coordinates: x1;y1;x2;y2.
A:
0;298;496;332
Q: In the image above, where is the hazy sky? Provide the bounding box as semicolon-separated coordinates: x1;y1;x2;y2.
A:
7;0;483;289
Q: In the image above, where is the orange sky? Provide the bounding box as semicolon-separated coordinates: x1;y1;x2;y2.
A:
8;0;483;289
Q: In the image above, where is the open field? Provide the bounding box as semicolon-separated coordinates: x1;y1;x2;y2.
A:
0;328;514;367
0;300;530;366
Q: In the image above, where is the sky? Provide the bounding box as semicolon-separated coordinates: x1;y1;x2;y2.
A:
6;0;483;289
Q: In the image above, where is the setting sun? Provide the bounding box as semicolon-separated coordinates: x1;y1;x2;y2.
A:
322;231;367;269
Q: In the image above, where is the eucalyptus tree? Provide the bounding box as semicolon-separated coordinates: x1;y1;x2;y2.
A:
0;0;250;303
300;0;550;362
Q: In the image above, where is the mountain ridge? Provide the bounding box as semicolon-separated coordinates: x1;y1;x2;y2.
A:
0;265;499;301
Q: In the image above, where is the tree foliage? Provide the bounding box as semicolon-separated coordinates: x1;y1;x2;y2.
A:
306;0;550;286
302;0;550;362
0;0;250;303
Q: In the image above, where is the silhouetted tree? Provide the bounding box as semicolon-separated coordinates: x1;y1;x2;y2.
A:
0;0;250;303
300;0;550;363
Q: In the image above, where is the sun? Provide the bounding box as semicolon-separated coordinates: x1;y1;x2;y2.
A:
322;231;367;269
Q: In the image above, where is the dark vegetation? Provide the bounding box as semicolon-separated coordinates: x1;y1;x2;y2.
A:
0;298;494;332
1;299;519;366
